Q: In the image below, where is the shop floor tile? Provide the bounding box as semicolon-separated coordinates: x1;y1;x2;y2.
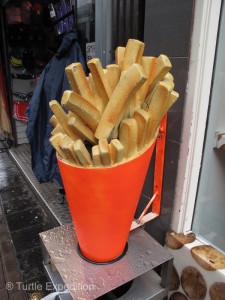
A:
17;247;45;282
2;194;37;216
5;206;46;232
24;273;51;299
11;222;53;253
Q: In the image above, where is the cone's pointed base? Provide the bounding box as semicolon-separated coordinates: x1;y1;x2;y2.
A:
77;243;128;265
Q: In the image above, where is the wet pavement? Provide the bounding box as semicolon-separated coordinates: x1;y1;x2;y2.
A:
0;150;56;299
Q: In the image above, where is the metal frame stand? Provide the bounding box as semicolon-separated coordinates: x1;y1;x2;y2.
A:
40;224;173;300
40;115;171;299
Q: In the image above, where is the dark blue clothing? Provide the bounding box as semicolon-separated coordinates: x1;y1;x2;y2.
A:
26;30;87;186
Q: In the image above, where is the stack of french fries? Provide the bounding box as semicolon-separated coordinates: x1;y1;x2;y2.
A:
49;39;179;168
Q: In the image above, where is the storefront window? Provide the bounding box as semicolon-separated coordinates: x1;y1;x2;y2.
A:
77;0;95;62
192;1;225;253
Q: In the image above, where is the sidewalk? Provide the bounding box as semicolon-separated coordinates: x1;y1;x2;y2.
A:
0;150;56;299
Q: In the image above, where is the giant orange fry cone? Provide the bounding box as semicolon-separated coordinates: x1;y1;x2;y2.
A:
57;141;156;263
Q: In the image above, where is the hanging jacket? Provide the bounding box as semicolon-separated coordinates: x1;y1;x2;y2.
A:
26;30;87;186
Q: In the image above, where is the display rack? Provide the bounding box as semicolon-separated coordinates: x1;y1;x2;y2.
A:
40;223;173;300
0;0;78;146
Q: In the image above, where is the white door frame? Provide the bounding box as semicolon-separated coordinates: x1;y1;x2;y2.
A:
171;0;222;233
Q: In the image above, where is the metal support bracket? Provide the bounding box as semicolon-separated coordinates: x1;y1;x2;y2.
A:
131;114;167;230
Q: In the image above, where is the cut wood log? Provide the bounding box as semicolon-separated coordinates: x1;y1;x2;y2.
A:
191;245;225;271
209;282;225;300
169;292;188;300
169;265;180;291
165;230;183;250
181;266;207;299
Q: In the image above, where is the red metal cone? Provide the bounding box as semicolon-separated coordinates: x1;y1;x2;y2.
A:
57;141;156;263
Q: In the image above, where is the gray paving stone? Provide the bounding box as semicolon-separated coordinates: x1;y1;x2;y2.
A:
10;290;28;300
0;288;8;300
0;259;5;289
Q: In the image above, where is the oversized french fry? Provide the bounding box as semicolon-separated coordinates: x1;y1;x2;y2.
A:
164;72;174;82
98;139;111;166
162;91;179;117
106;64;121;91
68;116;97;145
129;56;157;115
145;82;172;143
122;39;145;70
115;46;125;68
49;100;80;141
68;111;76;118
147;82;171;117
133;109;151;150
119;118;138;159
136;42;145;65
49;133;67;159
95;63;147;141
147;54;172;94
145;90;179;145
61;91;100;131
69;144;81;165
49;115;58;128
59;134;78;164
163;72;175;89
88;73;104;113
145;81;173;108
73;139;92;167
65;63;96;106
109;139;124;164
92;145;103;167
51;124;65;136
87;58;112;108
